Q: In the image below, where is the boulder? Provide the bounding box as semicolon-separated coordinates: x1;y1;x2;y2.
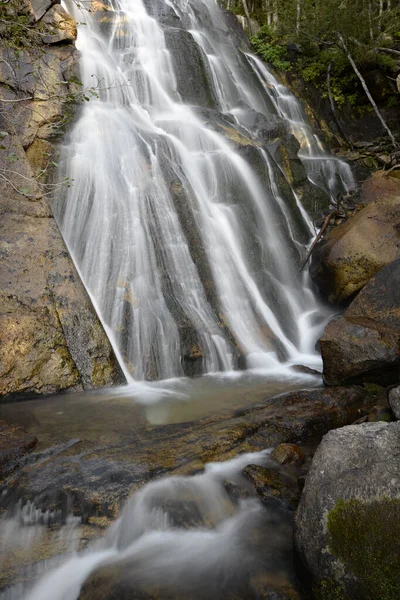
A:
320;258;400;386
389;385;400;419
163;28;216;108
310;172;400;303
243;464;300;510
30;0;59;21
270;443;305;465
294;421;400;599
41;5;77;44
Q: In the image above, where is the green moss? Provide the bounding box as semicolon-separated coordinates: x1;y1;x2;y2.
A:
314;579;346;600
325;498;400;600
363;383;386;395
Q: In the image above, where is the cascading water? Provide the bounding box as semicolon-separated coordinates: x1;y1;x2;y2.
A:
246;54;357;202
0;451;296;600
54;0;351;381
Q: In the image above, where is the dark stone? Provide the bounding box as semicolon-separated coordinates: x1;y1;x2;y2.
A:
320;259;400;386
294;421;400;599
0;419;38;480
389;385;400;419
164;28;217;108
270;443;305;466
243;464;300;510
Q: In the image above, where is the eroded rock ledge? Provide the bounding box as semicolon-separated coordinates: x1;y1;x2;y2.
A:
0;0;125;398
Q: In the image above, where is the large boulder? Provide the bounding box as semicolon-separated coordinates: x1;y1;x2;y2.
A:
320;258;400;386
310;172;400;304
294;421;400;599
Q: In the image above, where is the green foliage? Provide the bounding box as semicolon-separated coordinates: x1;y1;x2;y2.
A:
0;1;40;49
222;0;400;117
251;26;292;71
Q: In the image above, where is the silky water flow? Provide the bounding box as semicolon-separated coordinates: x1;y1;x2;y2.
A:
53;0;355;381
0;1;357;598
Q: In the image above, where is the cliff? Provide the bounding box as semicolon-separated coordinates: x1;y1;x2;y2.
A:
0;0;125;398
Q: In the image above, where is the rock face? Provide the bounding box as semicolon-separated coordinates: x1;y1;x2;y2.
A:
294;421;400;599
0;1;125;397
389;385;400;419
320;258;400;386
310;172;400;304
41;4;77;44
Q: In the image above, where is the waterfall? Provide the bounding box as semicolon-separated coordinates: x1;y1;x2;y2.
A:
54;0;350;381
246;54;357;201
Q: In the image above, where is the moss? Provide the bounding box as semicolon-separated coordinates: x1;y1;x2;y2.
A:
276;145;294;184
220;125;260;147
363;383;386;396
314;579;346;600
325;498;400;600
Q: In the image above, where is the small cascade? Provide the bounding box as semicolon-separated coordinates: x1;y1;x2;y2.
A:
1;452;295;600
246;54;357;201
54;0;352;380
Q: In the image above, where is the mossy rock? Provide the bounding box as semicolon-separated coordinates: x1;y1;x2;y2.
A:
294;422;400;600
319;498;400;600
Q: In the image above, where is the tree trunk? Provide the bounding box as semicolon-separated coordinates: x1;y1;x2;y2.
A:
241;0;252;36
338;32;398;149
296;0;301;32
326;61;352;147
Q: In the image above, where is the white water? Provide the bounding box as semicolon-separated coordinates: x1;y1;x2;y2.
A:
247;54;357;202
52;0;352;381
1;451;294;600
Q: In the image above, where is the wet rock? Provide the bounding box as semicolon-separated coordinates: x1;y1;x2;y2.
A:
41;5;77;44
366;404;394;422
270;444;305;466
0;420;38;479
272;135;307;189
290;365;321;376
389;385;400;419
243;464;300;510
142;0;187;29
222;10;252;53
223;480;250;503
310;172;400;303
248;575;301;600
164;28;216;108
320;258;400;386
0;386;375;519
294;421;400;599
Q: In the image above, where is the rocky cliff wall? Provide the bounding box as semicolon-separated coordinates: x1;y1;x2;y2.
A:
0;0;125;398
